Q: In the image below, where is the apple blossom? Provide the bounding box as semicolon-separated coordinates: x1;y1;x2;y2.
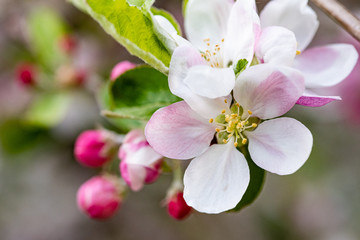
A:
145;64;313;213
77;175;123;219
119;129;163;192
74;130;118;168
155;0;260;116
255;0;359;107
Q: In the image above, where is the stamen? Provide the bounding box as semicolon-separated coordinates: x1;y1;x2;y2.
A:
221;38;224;42
252;123;257;128
296;50;301;55
221;109;226;114
247;110;252;115
242;138;247;145
224;99;228;104
234;142;238;147
215;128;221;133
209;118;214;123
223;139;227;143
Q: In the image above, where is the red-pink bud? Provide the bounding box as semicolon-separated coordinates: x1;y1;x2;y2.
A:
167;191;192;220
16;63;36;86
119;129;162;191
74;130;114;168
110;61;136;81
77;176;122;219
59;34;77;54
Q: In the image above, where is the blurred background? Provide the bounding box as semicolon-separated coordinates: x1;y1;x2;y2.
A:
0;0;359;239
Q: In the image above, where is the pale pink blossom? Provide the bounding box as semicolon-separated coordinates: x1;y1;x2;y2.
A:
146;64;313;213
119;129;163;192
257;0;358;107
77;175;122;219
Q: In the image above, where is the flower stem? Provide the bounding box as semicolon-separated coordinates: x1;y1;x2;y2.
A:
310;0;360;42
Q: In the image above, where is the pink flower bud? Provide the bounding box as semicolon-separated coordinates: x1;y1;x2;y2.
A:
119;129;163;191
77;176;122;219
167;191;192;220
74;130;114;168
16;63;36;86
59;34;77;54
110;61;136;81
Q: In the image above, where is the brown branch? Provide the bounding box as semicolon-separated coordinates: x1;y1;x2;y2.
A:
310;0;360;42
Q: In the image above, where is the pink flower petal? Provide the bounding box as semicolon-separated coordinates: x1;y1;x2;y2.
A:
145;101;215;160
247;117;313;175
234;64;304;119
296;90;341;107
293;44;359;88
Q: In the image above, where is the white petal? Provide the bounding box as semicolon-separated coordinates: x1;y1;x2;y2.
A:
153;15;191;49
183;140;250;214
127;164;147;191
168;45;205;98
224;0;260;64
234;64;304;119
185;0;234;51
247;118;313;175
184;65;235;98
260;0;319;51
256;26;297;66
293;44;359;88
145;101;215;160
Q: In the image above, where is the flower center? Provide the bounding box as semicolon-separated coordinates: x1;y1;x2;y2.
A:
201;38;225;68
209;101;259;147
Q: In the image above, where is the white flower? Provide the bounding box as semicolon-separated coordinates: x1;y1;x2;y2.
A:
145;64;313;213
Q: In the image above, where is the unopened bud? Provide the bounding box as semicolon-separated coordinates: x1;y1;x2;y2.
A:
74;130;115;168
110;61;136;81
16;63;36;86
119;129;163;191
58;34;77;54
77;175;122;219
167;191;192;220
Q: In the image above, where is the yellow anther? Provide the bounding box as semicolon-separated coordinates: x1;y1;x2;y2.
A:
242;138;248;145
251;123;258;128
221;109;226;114
221;38;225;42
215;128;221;133
296;50;301;55
215;44;219;47
217;47;221;51
209;118;214;123
213;52;216;55
207;43;210;46
203;38;210;42
234;142;238;147
211;65;214;67
223;139;228;143
247;110;253;115
236;103;240;107
224;99;228;104
226;127;232;132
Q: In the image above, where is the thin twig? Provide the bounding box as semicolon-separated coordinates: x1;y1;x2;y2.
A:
101;110;148;121
310;0;360;42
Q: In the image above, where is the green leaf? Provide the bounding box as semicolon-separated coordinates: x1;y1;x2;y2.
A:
230;147;266;212
233;59;249;76
0;119;47;156
182;0;190;17
28;8;68;69
101;65;179;131
24;92;70;128
69;0;172;74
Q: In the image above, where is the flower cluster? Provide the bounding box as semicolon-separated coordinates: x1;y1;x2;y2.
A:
144;0;358;214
